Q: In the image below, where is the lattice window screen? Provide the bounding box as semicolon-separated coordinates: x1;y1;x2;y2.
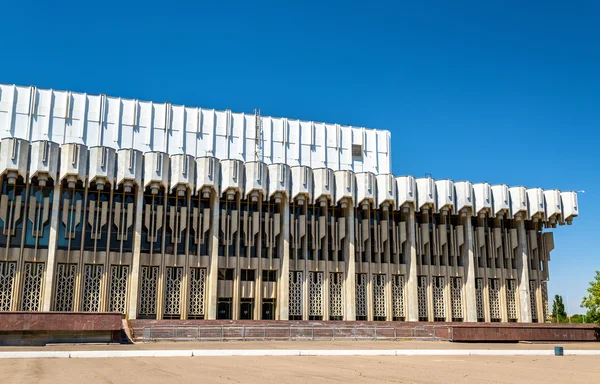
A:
506;279;517;320
0;262;16;311
488;278;501;320
309;272;323;316
450;277;463;320
22;262;44;311
83;264;103;312
55;263;77;312
433;276;445;319
541;281;549;321
529;280;538;320
476;278;484;320
289;271;303;317
392;275;405;318
373;274;386;318
164;267;183;316
329;272;343;317
418;276;427;318
109;265;129;314
189;268;206;316
139;266;159;316
356;273;367;317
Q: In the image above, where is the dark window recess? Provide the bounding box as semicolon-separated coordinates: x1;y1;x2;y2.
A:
262;270;277;282
352;144;363;159
218;268;234;281
241;269;255;281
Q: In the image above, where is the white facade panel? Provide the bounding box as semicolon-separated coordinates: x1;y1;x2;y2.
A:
560;191;578;224
416;177;436;212
356;172;376;208
473;182;493;216
526;188;546;221
116;148;143;192
170;154;195;195
491;184;510;218
376;173;397;209
509;186;528;218
435;179;455;214
313;168;335;205
455;181;474;215
291;165;313;203
244;161;268;200
88;146;116;190
196;156;220;197
220;159;244;198
544;189;562;223
268;163;291;201
396;176;416;209
0;138;29;183
334;170;355;206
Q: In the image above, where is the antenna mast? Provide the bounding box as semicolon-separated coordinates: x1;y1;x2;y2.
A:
254;108;262;161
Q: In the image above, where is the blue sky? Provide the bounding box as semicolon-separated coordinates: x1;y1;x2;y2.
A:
1;1;598;313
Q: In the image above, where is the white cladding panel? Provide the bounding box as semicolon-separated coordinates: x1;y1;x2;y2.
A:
268;163;291;199
376;173;397;208
143;151;169;191
526;188;545;220
396;176;416;208
435;179;455;213
291;165;313;202
313;168;335;204
560;191;578;222
491;184;510;217
220;159;244;196
0;83;390;175
544;189;562;221
509;186;528;217
356;172;376;207
455;181;474;214
169;154;195;194
30;140;60;184
196;156;220;196
59;143;88;185
334;170;355;204
416;177;436;211
88;146;116;190
473;182;492;216
0;138;29;182
244;161;268;200
116;149;143;190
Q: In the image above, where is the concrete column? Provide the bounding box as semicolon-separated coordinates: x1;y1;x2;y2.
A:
126;187;144;319
278;196;290;320
344;204;356;321
42;183;62;311
406;206;419;321
515;217;532;323
463;212;478;322
206;191;220;320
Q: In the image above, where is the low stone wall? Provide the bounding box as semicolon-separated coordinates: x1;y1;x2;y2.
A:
0;312;122;346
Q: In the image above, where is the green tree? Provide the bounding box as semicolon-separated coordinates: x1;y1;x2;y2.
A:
552;295;568;323
581;270;600;324
570;314;584;323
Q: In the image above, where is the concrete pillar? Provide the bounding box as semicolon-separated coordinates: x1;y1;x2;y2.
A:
279;196;290;320
206;191;220;320
344;204;356;321
463;212;478;322
516;217;532;323
42;183;62;311
406;206;419;321
126;187;144;319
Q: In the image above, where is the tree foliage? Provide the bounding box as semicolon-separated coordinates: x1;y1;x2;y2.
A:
552;295;567;323
581;270;600;324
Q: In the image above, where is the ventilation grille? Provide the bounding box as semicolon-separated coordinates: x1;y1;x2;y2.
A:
352;144;363;159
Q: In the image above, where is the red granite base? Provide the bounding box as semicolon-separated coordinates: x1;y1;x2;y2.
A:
0;312;123;346
129;319;600;342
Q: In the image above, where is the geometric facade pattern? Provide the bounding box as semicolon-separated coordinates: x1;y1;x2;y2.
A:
506;279;518;321
450;277;463;320
289;271;303;317
476;278;484;320
54;263;77;312
21;262;44;312
139;266;159;317
418;276;428;319
373;274;386;318
392;275;405;319
309;272;323;317
488;278;501;321
329;272;343;318
530;280;538;321
109;265;129;314
189;268;206;317
541;281;549;322
164;267;183;317
433;276;445;320
356;273;367;318
0;261;16;311
82;264;103;312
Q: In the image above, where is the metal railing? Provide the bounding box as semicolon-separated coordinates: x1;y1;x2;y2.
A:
141;325;453;342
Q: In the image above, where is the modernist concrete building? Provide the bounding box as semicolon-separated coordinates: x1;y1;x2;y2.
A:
0;83;579;323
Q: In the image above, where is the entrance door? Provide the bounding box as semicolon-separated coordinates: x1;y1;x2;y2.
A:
240;300;253;320
217;299;232;320
262;300;275;320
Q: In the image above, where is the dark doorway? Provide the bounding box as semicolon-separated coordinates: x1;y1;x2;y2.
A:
217;298;232;320
240;299;254;320
262;299;276;320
